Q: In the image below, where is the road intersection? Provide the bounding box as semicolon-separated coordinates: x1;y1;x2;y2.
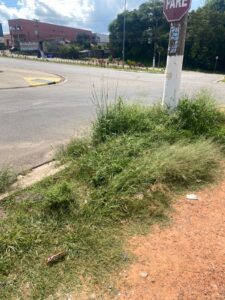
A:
0;57;224;170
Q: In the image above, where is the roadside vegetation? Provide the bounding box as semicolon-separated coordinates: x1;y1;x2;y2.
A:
1;92;225;299
2;53;164;74
0;168;16;194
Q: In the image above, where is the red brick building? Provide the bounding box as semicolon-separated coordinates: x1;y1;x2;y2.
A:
8;19;92;47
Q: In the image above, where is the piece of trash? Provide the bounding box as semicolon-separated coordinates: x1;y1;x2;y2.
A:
186;194;198;200
46;251;66;265
139;271;149;278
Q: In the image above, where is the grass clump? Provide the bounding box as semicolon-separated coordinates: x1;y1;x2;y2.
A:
0;92;225;299
111;140;221;194
44;181;77;214
56;138;90;163
92;92;225;144
92;98;170;143
0;168;16;193
175;92;225;135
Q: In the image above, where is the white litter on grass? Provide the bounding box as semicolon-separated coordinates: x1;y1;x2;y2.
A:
186;194;198;200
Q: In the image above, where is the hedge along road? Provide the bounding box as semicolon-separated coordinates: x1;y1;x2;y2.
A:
0;56;224;171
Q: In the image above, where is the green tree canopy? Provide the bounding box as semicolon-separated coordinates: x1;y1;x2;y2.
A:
206;0;225;11
109;0;225;71
109;0;169;65
185;1;225;71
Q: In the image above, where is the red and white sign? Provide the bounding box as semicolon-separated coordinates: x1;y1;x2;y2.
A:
163;0;192;22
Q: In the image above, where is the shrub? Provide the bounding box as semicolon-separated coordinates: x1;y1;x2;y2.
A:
175;92;225;135
211;125;225;147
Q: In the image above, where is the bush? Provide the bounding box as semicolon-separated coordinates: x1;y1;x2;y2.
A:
175;92;225;135
58;45;79;59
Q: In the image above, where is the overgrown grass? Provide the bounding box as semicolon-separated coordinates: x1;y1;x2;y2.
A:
1;92;225;299
0;168;16;193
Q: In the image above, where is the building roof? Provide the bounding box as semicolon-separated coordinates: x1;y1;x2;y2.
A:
8;18;91;34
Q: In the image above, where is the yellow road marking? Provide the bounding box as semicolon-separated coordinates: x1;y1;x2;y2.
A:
24;76;61;87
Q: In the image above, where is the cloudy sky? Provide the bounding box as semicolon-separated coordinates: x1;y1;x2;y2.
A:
0;0;203;34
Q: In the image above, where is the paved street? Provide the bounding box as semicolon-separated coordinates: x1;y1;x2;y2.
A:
0;57;224;170
0;66;62;88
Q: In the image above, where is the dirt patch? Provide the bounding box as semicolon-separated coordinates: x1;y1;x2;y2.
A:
118;181;225;300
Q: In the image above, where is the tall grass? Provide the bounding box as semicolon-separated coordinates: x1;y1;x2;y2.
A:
1;92;225;299
175;92;225;135
0;168;16;193
92;98;171;143
92;92;225;145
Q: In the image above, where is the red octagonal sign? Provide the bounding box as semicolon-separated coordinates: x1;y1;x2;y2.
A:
163;0;192;22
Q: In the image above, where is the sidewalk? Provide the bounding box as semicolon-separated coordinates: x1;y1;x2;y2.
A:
0;67;63;89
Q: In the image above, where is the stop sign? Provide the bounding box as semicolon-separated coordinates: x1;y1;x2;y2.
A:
163;0;192;22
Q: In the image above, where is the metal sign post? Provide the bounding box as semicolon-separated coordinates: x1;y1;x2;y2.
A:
162;0;192;109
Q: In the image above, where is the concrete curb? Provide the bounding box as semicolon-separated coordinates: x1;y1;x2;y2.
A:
0;74;65;90
0;160;67;202
27;75;65;87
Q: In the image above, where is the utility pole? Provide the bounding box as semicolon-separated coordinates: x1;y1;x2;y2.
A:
162;15;188;109
122;0;127;68
162;0;191;109
214;56;219;73
152;43;156;69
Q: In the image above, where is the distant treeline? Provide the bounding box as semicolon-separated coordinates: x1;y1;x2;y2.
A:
109;0;225;72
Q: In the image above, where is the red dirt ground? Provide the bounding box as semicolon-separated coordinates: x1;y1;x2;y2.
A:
118;180;225;300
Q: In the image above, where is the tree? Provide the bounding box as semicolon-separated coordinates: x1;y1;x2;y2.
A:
206;0;225;11
109;0;225;71
109;0;169;65
58;45;79;59
76;33;91;49
184;4;225;71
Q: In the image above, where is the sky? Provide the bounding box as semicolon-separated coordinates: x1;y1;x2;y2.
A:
0;0;204;34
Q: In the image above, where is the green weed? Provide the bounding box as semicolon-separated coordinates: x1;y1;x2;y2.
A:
0;168;16;193
56;138;91;163
92;98;170;143
175;92;225;135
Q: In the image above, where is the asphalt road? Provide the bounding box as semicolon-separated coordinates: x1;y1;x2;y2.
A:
0;57;224;171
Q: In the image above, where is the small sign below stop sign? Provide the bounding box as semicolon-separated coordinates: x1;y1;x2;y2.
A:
163;0;192;22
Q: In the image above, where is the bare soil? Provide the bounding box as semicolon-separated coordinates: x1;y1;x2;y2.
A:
118;181;225;300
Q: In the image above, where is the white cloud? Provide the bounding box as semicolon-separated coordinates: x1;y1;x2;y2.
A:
0;0;144;33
